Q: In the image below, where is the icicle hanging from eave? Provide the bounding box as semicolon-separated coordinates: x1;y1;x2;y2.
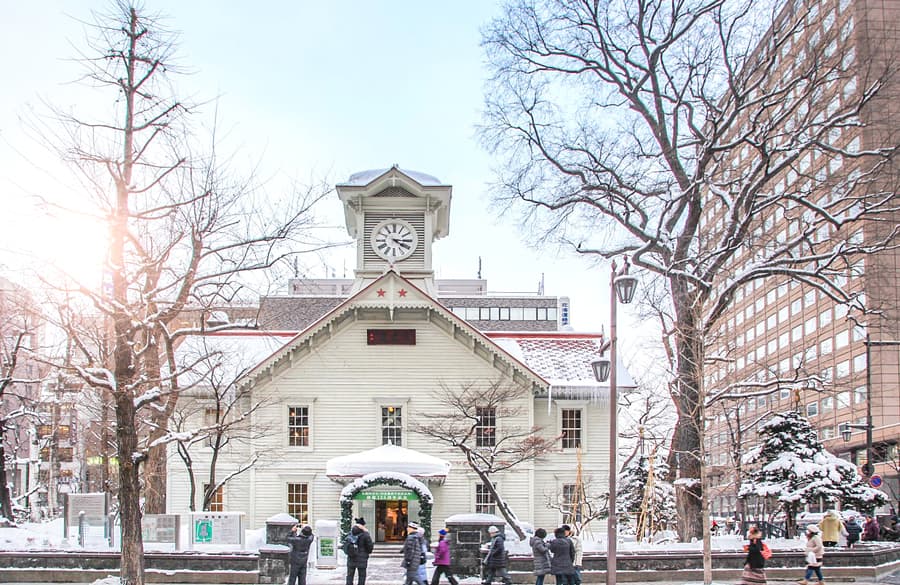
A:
545;385;610;410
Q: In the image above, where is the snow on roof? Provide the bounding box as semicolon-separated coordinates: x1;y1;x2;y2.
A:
173;332;293;387
488;334;636;389
344;167;443;187
326;444;451;479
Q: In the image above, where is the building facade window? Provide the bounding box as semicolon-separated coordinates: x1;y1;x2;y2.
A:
289;406;310;447
562;483;584;523
203;484;224;512
287;483;309;523
561;409;582;449
476;483;496;514
382;406;402;445
476;407;496;447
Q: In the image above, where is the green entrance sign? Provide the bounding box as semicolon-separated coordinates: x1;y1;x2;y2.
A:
353;489;418;501
194;519;213;543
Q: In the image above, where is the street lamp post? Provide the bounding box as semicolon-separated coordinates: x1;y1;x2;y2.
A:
839;335;900;478
591;257;638;585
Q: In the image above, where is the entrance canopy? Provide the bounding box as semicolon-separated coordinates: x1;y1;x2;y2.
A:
326;444;451;484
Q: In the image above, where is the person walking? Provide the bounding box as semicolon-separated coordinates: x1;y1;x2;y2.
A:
530;528;552;585
286;524;315;585
549;526;576;585
482;525;512;585
563;524;583;585
431;528;459;585
799;525;825;585
844;515;862;548
818;511;841;548
741;526;767;585
403;522;427;585
862;515;880;541
344;517;374;585
417;526;429;585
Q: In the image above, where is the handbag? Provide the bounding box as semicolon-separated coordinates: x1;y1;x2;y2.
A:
805;551;817;565
761;542;772;560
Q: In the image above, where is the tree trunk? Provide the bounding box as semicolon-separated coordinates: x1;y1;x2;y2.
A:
0;443;12;522
116;391;144;585
142;443;167;514
668;276;705;542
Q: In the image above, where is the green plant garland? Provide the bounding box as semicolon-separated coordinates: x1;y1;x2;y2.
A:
339;473;433;541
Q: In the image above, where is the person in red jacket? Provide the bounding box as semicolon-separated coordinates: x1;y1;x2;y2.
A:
431;529;459;585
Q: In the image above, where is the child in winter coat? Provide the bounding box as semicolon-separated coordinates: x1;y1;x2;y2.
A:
844;516;863;548
799;525;825;585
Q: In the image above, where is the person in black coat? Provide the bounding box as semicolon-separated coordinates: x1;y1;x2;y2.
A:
741;525;767;585
344;518;375;585
548;527;576;585
286;525;315;585
482;525;511;585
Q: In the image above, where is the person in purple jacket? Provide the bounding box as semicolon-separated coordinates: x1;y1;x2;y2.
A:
431;529;459;585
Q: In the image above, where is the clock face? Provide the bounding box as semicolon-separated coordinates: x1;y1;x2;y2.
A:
371;219;418;261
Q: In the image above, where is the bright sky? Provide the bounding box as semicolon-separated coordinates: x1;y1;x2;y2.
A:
0;1;654;359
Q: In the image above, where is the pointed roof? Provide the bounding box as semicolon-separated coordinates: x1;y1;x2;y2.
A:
336;166;452;239
241;270;549;393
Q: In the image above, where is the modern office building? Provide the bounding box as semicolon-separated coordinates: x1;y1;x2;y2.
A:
702;0;899;517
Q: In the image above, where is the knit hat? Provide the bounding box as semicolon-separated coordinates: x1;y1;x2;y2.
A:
408;521;420;531
806;525;820;534
439;529;447;535
301;526;313;536
488;525;499;534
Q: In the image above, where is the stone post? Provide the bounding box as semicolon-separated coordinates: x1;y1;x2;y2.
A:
445;515;506;578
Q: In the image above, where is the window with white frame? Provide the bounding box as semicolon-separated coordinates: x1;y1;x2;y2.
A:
382;406;402;445
476;483;496;514
289;406;310;447
203;483;224;512
287;483;309;523
476;407;496;447
561;409;582;449
807;401;819;417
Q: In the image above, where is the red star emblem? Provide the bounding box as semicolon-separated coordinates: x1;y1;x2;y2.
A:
398;289;408;297
376;288;386;297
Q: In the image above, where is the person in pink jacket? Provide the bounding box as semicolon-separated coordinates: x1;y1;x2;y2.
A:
431;529;459;585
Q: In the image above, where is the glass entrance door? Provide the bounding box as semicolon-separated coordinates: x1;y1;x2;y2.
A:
375;499;408;542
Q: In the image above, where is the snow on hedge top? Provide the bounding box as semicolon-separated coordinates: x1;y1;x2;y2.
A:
340;471;433;503
326;444;451;478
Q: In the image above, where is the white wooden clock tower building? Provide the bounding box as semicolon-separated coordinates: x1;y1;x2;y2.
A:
166;167;629;541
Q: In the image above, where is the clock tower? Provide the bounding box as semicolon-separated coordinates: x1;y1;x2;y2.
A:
337;166;451;294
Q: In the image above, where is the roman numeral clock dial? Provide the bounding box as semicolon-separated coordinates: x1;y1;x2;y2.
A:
371;219;419;262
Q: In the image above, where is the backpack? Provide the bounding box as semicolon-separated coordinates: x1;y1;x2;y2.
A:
761;542;772;560
344;533;359;557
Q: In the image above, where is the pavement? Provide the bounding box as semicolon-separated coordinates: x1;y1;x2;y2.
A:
7;556;900;585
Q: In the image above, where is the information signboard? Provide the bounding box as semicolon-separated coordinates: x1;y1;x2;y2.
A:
142;514;178;543
189;512;244;546
64;493;108;533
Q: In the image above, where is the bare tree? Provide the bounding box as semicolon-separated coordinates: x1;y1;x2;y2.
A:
0;308;42;524
28;3;329;583
412;380;558;540
481;0;900;540
544;476;609;537
168;338;275;511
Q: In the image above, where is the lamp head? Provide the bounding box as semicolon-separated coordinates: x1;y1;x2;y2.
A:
614;274;638;304
840;423;852;442
592;357;611;383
